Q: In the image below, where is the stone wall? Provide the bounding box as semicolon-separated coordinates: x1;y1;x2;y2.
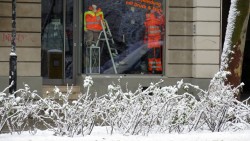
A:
0;0;41;77
0;0;42;93
167;0;221;78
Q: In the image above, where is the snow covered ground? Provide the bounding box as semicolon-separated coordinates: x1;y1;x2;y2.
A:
1;127;250;141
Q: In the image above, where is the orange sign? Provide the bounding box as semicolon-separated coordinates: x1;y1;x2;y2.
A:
126;0;162;12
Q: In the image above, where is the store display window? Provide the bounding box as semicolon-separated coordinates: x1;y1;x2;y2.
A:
82;0;166;75
41;0;73;80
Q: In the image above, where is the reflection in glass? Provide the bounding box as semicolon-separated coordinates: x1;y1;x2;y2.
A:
42;0;64;79
41;0;73;79
65;0;73;79
82;0;166;75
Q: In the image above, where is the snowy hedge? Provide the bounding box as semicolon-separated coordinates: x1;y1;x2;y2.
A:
0;72;250;136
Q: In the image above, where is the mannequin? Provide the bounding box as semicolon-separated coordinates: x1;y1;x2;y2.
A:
92;4;97;12
144;9;164;74
42;17;69;51
84;4;104;46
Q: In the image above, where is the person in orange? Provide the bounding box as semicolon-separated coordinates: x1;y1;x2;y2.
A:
84;4;104;46
144;9;164;74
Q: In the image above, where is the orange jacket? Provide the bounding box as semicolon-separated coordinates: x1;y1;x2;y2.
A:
144;13;162;37
144;12;163;48
84;7;104;31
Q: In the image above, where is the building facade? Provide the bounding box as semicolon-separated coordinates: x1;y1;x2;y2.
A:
0;0;225;97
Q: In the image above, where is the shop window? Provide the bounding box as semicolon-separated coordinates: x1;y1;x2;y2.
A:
82;0;166;75
41;0;73;80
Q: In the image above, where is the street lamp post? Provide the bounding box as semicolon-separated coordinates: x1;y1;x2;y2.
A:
9;0;17;94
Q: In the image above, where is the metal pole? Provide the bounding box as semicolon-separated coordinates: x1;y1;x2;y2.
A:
9;0;17;94
63;0;66;82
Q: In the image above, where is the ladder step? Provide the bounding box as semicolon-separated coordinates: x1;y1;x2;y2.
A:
98;38;113;41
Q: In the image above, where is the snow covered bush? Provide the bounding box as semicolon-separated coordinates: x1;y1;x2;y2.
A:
0;77;98;137
0;83;42;134
96;79;198;135
96;80;162;135
96;72;250;134
1;74;250;136
37;77;97;137
184;71;250;132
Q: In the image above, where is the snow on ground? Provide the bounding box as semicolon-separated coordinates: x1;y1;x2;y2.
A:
1;127;250;141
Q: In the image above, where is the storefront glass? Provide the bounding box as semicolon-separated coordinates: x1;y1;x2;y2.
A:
41;0;73;81
82;0;166;74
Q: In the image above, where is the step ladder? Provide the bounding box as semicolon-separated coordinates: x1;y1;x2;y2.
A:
96;19;118;74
